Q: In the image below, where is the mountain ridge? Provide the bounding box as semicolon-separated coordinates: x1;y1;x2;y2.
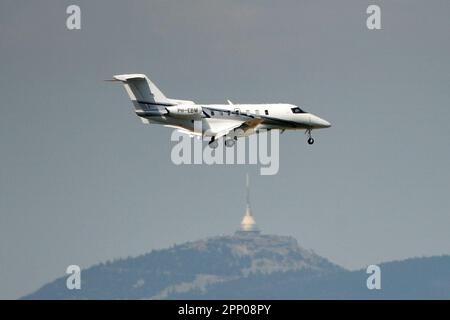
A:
22;233;450;299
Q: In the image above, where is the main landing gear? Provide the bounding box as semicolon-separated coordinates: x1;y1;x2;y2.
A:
225;139;235;147
208;136;237;148
225;136;237;148
208;137;219;149
306;129;315;145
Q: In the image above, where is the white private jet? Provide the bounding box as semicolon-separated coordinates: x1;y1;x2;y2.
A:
111;74;331;147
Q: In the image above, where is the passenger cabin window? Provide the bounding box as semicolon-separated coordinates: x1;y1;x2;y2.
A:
265;110;269;115
291;107;305;114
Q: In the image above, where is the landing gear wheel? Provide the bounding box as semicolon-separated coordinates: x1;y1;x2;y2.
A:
225;139;235;147
209;140;219;149
306;129;314;145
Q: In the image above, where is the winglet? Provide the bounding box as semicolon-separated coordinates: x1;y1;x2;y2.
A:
227;100;233;105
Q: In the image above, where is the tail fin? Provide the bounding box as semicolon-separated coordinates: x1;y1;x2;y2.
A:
112;74;171;106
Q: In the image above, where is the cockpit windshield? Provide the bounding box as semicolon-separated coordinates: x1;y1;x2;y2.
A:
291;107;305;114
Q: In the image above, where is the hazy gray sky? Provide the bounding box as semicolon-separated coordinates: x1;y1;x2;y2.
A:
1;0;450;299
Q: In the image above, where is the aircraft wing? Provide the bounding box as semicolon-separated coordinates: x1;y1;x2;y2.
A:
163;124;203;138
213;118;263;140
176;128;203;138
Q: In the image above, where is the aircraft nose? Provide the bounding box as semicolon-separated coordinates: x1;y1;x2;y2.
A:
320;119;331;128
310;115;331;128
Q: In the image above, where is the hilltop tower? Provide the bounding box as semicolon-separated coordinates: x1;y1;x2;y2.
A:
235;174;260;236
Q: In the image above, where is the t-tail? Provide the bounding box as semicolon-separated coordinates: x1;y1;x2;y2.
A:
111;74;171;123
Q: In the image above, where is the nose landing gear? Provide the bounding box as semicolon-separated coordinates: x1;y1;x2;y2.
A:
306;129;314;145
